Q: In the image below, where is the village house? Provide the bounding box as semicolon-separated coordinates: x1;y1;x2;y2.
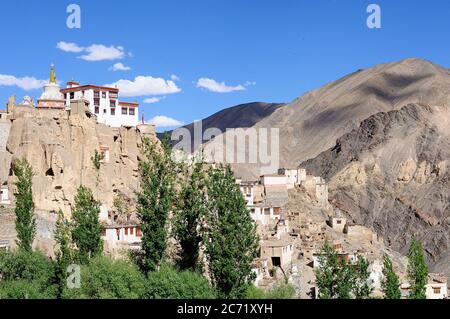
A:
260;238;295;271
248;204;282;226
425;274;448;299
0;185;10;205
328;210;347;233
0;239;10;251
278;168;307;189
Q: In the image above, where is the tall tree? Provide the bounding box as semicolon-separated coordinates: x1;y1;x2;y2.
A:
204;165;259;299
407;238;428;299
352;256;373;299
52;210;74;298
315;242;355;299
71;185;103;264
381;254;401;299
13;158;36;252
136;135;176;273
174;157;207;271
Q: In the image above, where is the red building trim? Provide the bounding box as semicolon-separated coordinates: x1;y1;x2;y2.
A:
119;101;139;108
61;85;119;94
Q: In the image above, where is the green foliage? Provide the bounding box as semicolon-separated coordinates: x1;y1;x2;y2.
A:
174;159;207;271
136;137;175;273
0;249;56;299
62;256;145;299
246;285;266;299
71;185;103;264
52;210;75;298
13;158;36;252
315;242;355;299
142;265;216;299
245;283;296;299
353;256;373;299
266;283;296;299
407;238;428;299
91;150;104;170
204;165;259;299
381;254;401;299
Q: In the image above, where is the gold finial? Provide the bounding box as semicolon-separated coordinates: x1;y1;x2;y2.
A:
50;64;56;84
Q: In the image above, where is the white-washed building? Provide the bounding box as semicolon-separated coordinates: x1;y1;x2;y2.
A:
61;82;139;127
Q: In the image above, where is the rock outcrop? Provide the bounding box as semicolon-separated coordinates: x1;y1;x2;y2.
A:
2;105;157;215
301;103;450;275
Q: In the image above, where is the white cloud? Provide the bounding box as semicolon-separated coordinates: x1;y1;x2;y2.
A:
57;41;84;53
79;44;125;61
147;115;183;128
0;74;47;90
196;78;246;93
143;97;165;104
57;41;126;62
106;76;181;97
110;63;131;71
170;74;180;81
245;81;256;86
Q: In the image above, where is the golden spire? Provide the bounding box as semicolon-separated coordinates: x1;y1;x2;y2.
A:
50;64;56;84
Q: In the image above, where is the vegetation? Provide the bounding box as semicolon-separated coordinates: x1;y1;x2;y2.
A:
353;256;373;299
62;257;145;299
315;242;373;299
381;254;401;299
204;165;259;299
142;265;216;299
71;185;103;264
91;150;104;170
245;283;296;299
174;158;207;271
136;135;176;273
407;238;428;299
13;158;36;252
52;210;75;298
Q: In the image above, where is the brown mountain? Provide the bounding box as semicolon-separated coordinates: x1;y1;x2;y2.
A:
207;58;450;180
158;102;284;147
301;103;450;275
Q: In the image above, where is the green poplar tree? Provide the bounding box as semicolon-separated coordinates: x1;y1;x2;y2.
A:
71;185;103;264
315;242;355;299
381;254;401;299
174;158;207;271
205;165;259;299
13;158;36;252
407;238;428;299
352;256;373;299
136;135;175;273
52;210;74;298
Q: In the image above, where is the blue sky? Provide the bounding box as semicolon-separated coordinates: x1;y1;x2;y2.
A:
1;0;449;131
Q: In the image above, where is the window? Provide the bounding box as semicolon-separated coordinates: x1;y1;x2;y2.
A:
70;92;75;99
95;107;99;114
110;92;118;99
94;91;100;98
101;228;106;236
110;100;116;108
103;109;107;114
111;108;115;116
125;228;128;235
122;107;128;115
337;220;342;224
102;92;107;98
94;98;100;106
136;227;141;237
129;108;135;115
433;287;441;294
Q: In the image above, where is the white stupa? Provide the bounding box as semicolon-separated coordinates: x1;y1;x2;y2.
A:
37;64;65;109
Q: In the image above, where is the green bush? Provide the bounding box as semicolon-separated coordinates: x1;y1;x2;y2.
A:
62;256;145;299
142;265;216;299
0;250;57;299
266;283;296;299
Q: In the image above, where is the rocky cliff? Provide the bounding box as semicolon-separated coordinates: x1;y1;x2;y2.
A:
2;106;157;215
301;103;450;275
